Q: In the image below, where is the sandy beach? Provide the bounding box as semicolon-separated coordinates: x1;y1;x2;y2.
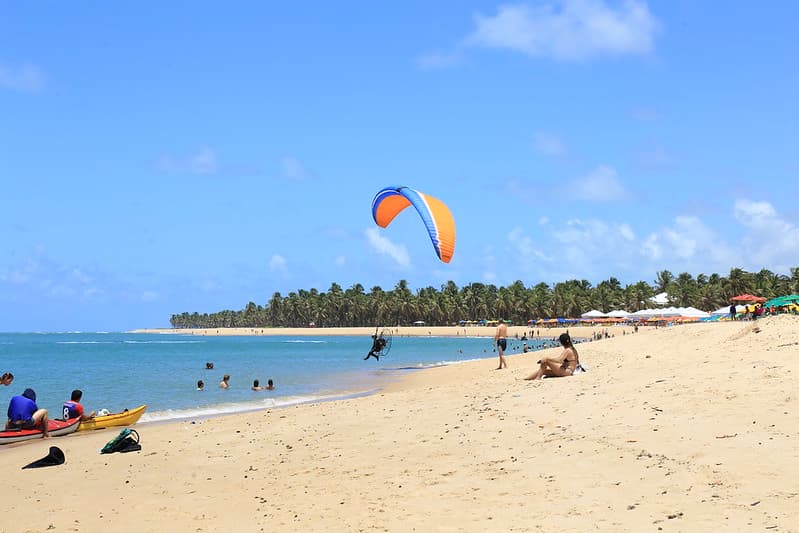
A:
4;316;799;532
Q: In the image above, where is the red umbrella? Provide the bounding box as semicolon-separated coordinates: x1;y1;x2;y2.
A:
730;294;766;303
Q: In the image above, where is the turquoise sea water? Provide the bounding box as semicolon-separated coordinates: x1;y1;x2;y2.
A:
0;332;548;424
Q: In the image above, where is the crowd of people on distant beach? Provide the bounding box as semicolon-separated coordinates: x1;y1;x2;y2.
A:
198;363;275;392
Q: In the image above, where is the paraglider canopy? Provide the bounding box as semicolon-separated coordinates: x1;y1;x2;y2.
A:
371;186;456;263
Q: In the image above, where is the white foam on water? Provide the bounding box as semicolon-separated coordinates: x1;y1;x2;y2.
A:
122;340;206;344
139;391;372;423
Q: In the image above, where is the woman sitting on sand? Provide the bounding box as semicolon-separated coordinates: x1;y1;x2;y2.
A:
524;333;581;380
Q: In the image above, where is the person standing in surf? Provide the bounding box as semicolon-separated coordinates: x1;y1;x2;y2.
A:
494;319;508;370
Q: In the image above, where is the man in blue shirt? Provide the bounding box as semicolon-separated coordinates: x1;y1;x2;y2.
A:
6;388;49;437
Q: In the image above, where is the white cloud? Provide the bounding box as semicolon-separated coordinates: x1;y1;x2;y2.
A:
159;146;218;174
0;62;45;92
641;216;734;266
534;131;567;156
1;259;39;285
365;228;410;267
501;199;793;282
734;199;799;268
334;255;347;267
465;0;659;61
618;223;635;241
572;165;627;201
269;254;288;275
734;199;777;225
0;253;103;301
281;156;313;181
507;226;552;262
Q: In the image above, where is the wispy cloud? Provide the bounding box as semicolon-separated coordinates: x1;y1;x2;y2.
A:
641;216;734;265
281;156;314;181
158;146;218;174
0;62;46;92
465;0;659;61
0;254;103;300
534;131;567;156
572;165;628;201
269;254;289;275
365;228;410;267
734;199;799;268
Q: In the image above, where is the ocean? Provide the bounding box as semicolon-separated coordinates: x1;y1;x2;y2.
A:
0;332;552;424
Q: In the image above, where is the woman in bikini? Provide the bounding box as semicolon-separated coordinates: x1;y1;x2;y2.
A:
524;333;580;380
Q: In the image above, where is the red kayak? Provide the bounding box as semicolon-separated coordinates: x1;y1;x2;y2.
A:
0;417;81;445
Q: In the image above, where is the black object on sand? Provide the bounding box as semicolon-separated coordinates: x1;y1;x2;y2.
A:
22;446;66;469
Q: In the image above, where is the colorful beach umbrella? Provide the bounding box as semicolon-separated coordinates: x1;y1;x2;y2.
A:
730;294;766;303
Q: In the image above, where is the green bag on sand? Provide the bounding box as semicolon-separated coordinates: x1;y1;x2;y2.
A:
100;428;141;454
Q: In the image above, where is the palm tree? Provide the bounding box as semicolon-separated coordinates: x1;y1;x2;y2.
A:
672;272;697;307
724;268;753;300
654;270;674;294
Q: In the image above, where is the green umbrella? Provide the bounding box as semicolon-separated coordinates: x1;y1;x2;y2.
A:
764;294;799;307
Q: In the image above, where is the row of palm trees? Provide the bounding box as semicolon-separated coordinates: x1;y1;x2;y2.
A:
169;267;799;329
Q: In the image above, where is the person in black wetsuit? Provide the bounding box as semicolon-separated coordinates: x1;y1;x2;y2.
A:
364;334;387;360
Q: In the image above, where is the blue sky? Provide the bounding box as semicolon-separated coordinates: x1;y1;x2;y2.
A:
1;1;797;331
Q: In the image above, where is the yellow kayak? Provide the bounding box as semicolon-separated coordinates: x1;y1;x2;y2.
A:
78;405;147;431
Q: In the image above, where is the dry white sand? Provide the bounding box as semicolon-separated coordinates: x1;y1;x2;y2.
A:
3;316;798;532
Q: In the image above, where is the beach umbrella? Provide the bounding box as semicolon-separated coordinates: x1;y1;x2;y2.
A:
730;294;766;303
764;294;799;308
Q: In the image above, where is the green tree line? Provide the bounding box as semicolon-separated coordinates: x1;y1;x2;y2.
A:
169;267;799;329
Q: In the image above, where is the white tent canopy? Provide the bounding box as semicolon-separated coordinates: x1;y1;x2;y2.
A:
606;309;631;318
632;307;681;317
649;292;670;305
633;306;711;318
678;306;711;318
581;309;607;318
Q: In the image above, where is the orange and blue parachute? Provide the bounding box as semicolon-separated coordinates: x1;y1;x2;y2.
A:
371;186;456;263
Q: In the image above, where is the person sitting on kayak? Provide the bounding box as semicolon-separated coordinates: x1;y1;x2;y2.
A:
62;389;96;421
6;388;49;438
